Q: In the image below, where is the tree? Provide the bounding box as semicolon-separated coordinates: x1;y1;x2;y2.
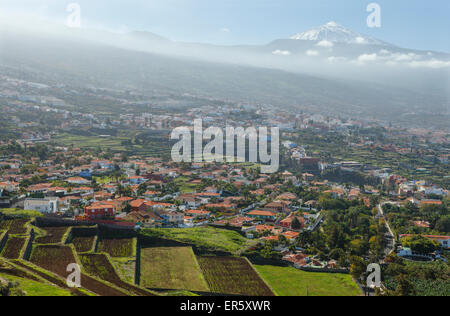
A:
404;236;440;254
329;248;345;261
394;275;416;296
350;239;369;256
435;216;450;234
296;230;312;248
291;217;302;230
278;235;287;246
137;183;148;196
260;241;281;260
350;256;366;281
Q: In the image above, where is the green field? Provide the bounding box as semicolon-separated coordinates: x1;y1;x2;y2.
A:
0;273;73;296
52;132;170;157
0;209;43;218
254;265;361;296
174;176;200;193
52;133;128;151
141;227;256;255
140;247;209;292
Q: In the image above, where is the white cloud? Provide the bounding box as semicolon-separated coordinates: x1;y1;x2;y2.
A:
358;53;377;62
408;59;450;69
272;49;291;56
327;56;347;64
220;27;230;33
392;53;419;62
316;40;333;48
355;36;368;44
353;50;449;69
306;50;319;56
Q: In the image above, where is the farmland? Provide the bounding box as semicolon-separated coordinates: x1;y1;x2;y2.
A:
254;265;361;296
29;245;128;296
98;238;135;257
141;227;256;254
0;219;30;235
197;257;274;296
79;253;154;296
72;236;96;253
69;227;98;253
140;247;209;292
1;237;26;259
52;132;170;158
0;218;362;297
35;227;69;244
30;245;78;277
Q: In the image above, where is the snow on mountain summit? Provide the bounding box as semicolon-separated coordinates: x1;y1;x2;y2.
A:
290;22;387;45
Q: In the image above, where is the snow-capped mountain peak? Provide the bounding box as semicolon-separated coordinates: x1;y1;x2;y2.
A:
290;22;387;45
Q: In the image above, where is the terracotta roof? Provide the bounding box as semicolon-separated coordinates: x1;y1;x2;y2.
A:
248;210;276;217
130;199;146;208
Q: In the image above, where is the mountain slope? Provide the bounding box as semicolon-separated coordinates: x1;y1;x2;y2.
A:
0;29;448;125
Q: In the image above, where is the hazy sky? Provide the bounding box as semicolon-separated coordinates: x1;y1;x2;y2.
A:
1;0;449;52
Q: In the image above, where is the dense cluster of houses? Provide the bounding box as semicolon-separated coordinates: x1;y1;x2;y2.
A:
0;138;448;269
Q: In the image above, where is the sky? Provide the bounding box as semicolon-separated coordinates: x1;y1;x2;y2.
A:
1;0;449;52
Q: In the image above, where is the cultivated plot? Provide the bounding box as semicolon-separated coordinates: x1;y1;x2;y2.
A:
197;256;274;296
140;247;209;292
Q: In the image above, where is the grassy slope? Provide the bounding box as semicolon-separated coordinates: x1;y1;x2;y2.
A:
110;257;135;284
0;273;72;296
0;209;43;218
254;265;361;296
140;247;209;292
141;227;255;254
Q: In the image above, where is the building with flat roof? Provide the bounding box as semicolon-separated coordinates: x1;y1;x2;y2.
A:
24;197;59;213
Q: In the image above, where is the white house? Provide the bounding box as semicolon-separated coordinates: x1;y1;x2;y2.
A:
24;197;59;213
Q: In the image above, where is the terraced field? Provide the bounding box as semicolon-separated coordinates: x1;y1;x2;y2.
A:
72;236;96;253
30;245;128;296
197;256;274;296
140;247;209;292
98;238;135;257
79;253;154;296
30;245;78;277
1;237;26;259
141;227;256;255
35;227;69;244
0;219;30;235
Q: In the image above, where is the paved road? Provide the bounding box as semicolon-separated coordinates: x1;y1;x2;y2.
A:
377;202;396;258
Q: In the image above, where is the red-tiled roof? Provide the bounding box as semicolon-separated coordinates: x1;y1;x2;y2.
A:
248;210;276;217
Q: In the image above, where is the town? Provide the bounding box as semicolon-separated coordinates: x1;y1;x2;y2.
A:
0;1;449;297
0;76;448;296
